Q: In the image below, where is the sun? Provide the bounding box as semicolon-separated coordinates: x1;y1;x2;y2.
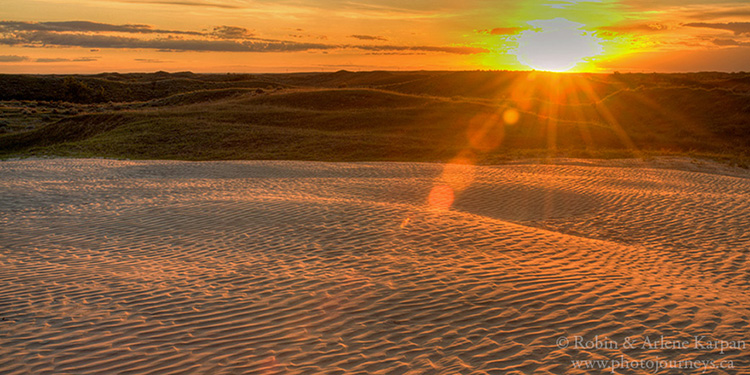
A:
513;18;604;72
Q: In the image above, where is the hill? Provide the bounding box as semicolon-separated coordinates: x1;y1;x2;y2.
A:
0;71;748;164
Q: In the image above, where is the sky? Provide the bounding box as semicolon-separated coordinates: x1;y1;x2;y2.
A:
1;0;749;73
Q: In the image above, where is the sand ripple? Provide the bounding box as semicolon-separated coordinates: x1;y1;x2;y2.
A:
1;159;749;374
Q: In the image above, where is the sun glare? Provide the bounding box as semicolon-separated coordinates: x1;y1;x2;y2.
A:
514;18;604;72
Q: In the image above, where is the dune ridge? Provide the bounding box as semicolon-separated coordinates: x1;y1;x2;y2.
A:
1;159;749;374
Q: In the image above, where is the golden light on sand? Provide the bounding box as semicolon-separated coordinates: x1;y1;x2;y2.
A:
514;18;604;72
427;185;455;210
4;158;750;374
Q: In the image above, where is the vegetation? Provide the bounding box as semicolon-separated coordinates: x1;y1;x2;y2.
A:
0;70;748;164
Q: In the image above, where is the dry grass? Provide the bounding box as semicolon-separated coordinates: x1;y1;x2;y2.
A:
0;71;748;164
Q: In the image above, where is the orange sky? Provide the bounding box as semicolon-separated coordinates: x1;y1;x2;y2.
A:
1;0;749;73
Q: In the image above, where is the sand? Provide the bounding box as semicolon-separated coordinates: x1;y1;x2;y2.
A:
1;158;749;374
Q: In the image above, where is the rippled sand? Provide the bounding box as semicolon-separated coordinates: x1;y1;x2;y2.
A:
1;158;749;374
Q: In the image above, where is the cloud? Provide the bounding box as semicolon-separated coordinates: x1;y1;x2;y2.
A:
118;0;453;19
684;6;750;21
0;55;29;62
712;38;750;47
365;52;427;55
353;45;487;54
0;21;201;35
117;0;243;9
349;34;387;41
1;21;264;43
0;26;487;55
0;19;487;57
478;27;522;35
684;22;750;35
34;57;98;62
598;23;670;33
0;31;336;52
135;58;173;63
35;58;71;62
210;25;253;39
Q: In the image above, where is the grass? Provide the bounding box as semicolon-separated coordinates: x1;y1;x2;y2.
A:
0;71;748;165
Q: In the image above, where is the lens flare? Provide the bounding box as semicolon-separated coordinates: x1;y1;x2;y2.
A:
427;185;455;211
514;18;604;72
503;108;520;125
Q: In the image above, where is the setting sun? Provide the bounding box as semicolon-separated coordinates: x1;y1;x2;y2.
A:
513;18;605;72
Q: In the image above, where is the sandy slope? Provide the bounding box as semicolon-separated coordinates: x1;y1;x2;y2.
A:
1;159;749;374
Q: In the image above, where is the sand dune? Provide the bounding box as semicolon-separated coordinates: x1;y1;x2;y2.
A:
1;158;749;374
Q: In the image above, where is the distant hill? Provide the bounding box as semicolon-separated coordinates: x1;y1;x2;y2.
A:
0;71;748;164
0;72;284;103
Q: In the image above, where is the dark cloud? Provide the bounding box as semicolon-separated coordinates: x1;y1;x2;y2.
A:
0;21;201;35
117;0;242;9
34;58;70;62
478;27;522;35
210;26;253;39
34;57;98;62
713;38;739;46
353;45;487;55
135;58;173;63
0;31;335;52
0;20;488;55
349;34;388;41
598;23;669;33
0;54;28;62
684;22;750;35
366;52;427;55
0;21;261;41
685;6;750;21
713;38;750;47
